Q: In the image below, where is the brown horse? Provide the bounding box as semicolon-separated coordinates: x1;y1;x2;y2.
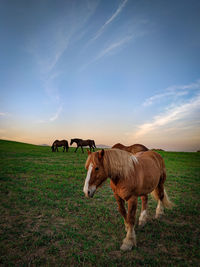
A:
70;138;96;153
112;143;149;210
83;149;173;251
51;140;69;152
112;143;148;154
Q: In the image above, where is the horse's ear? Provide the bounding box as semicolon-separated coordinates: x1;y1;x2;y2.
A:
98;149;104;160
87;149;91;155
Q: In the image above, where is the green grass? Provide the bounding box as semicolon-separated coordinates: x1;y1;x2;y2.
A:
0;139;200;266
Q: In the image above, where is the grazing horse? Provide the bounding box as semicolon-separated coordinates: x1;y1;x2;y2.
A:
112;143;149;154
51;140;69;152
83;149;173;251
70;138;96;153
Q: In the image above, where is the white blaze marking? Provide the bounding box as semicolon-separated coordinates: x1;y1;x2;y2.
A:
83;163;93;196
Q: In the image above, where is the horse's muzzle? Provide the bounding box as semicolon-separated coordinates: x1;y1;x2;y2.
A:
88;190;94;198
85;185;96;198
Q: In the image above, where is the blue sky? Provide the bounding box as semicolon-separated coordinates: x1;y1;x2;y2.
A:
0;0;200;151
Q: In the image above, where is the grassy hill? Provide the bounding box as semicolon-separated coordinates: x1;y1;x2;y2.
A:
0;139;200;266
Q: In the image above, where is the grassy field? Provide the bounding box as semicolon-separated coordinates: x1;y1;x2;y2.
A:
0;139;200;266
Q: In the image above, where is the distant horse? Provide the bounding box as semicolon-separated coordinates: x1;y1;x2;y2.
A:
51;140;69;152
70;138;96;153
112;143;148;154
83;149;173;251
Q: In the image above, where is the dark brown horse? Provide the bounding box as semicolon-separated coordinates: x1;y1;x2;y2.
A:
70;138;96;153
83;149;173;251
51;140;69;152
112;143;148;154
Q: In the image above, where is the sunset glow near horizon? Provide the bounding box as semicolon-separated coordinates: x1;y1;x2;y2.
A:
1;0;200;151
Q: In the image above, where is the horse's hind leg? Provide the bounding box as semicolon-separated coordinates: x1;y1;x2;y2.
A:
155;174;165;218
139;195;148;227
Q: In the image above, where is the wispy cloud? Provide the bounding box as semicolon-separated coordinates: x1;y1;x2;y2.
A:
91;0;128;42
35;105;63;124
46;38;69;73
134;94;200;138
0;112;7;116
80;34;133;71
49;105;63;122
143;80;200;106
95;34;133;60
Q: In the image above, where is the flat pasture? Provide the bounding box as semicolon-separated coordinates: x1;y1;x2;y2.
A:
0;140;200;266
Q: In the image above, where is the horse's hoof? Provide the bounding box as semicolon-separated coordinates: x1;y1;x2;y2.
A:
120;243;132;251
155;212;164;219
120;238;134;251
138;220;146;227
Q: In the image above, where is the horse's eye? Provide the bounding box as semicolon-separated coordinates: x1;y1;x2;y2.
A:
95;167;99;171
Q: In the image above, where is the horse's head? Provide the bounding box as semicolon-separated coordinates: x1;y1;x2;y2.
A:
70;139;74;146
83;149;107;198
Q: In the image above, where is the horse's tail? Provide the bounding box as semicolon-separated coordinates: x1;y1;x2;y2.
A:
151;162;174;209
162;189;174;209
151;188;173;209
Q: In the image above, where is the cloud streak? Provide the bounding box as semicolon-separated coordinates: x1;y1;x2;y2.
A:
35;105;63;124
95;34;133;60
143;80;200;106
134;94;200;138
49;105;63;122
91;0;128;41
80;34;133;72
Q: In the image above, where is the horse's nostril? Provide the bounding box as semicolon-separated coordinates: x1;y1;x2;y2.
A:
88;190;90;196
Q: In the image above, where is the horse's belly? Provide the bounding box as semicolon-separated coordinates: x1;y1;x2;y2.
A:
139;174;160;195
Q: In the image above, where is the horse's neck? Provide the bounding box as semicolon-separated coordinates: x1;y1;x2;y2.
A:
104;152;135;182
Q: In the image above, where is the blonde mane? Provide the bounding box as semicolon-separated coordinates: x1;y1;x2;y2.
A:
103;149;137;179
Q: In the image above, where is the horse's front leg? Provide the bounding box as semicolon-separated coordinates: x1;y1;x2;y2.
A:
81;146;84;153
120;196;137;251
75;146;78;152
114;193;127;230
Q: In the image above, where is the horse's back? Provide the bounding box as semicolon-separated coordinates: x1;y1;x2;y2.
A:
134;151;165;195
128;144;148;154
112;143;126;150
112;143;148;154
53;139;69;146
61;139;68;144
136;150;165;172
